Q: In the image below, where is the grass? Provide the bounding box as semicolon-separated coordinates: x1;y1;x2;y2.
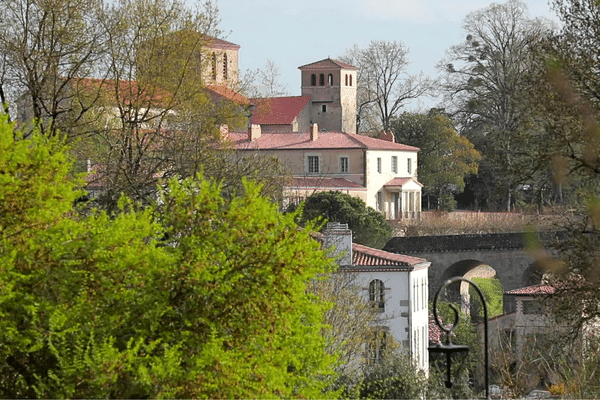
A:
392;210;561;237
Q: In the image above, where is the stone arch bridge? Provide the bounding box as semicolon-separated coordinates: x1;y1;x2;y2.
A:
383;232;566;297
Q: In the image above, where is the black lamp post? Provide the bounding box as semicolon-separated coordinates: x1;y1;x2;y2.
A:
429;277;490;400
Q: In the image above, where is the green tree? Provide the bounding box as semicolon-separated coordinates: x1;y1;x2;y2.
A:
298;191;393;249
0;114;338;398
391;110;481;210
438;0;553;210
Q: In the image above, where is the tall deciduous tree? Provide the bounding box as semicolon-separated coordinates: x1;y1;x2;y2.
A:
340;40;433;132
0;114;338;398
391;110;480;210
438;0;553;211
299;191;393;249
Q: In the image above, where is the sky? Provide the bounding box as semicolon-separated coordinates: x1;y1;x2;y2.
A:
217;0;559;110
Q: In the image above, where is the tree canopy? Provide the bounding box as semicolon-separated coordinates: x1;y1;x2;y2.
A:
438;0;553;210
0;114;338;398
299;191;393;249
340;40;433;132
391;110;481;210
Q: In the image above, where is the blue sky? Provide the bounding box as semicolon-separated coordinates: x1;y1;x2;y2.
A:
217;0;558;110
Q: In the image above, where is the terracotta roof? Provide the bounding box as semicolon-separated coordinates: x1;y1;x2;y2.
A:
384;177;423;187
298;58;357;71
73;77;174;106
289;177;366;190
205;85;251;105
250;96;311;125
505;284;555;296
228;131;420;152
348;243;428;271
429;315;454;345
205;36;240;50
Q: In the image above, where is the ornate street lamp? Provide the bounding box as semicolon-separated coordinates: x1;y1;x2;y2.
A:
429;277;490;400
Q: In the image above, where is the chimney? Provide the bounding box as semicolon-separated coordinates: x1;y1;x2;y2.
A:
379;130;395;142
310;123;319;141
248;124;261;141
322;222;353;266
219;124;229;137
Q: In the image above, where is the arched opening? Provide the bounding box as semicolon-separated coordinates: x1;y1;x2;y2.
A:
349;74;353;86
319;73;325;86
211;53;217;81
328;73;333;85
439;260;504;319
311;74;316;86
223;53;228;80
345;74;348;86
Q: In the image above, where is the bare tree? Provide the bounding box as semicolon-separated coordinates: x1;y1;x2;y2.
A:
438;0;554;210
250;59;289;98
340;40;433;132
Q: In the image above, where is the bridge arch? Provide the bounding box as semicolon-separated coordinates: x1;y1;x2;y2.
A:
439;260;504;316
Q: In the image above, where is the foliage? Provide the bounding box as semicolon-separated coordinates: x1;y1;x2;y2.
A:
0;115;338;398
438;0;553;211
471;277;504;318
309;272;380;381
391;110;481;210
340;40;433;132
298;191;393;249
354;352;427;400
429;299;479;399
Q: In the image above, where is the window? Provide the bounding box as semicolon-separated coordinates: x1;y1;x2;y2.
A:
319;73;325;86
391;156;398;173
376;191;382;211
308;155;320;173
328;73;333;85
349;74;353;86
322;104;327;113
369;279;385;312
340;157;349;173
522;300;544;314
377;157;382;173
345;74;348;86
211;53;217;81
407;158;412;174
311;74;316;86
367;329;387;364
223;53;228;80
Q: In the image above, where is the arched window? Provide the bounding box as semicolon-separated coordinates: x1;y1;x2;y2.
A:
369;279;385;312
319;73;325;86
345;74;348;86
349;74;353;86
311;74;316;86
328;73;333;85
223;53;228;80
211;53;217;81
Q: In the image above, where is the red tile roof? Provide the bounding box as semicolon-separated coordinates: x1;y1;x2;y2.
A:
228;131;420;152
348;243;428;271
289;177;366;190
250;96;311;125
205;85;251;105
384;177;422;187
73;77;174;106
205;36;240;50
505;284;555;296
298;58;357;71
429;315;454;344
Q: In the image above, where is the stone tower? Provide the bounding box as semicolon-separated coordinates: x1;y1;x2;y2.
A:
298;58;357;134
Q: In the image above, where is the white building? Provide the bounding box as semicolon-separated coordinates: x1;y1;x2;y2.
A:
322;223;430;371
